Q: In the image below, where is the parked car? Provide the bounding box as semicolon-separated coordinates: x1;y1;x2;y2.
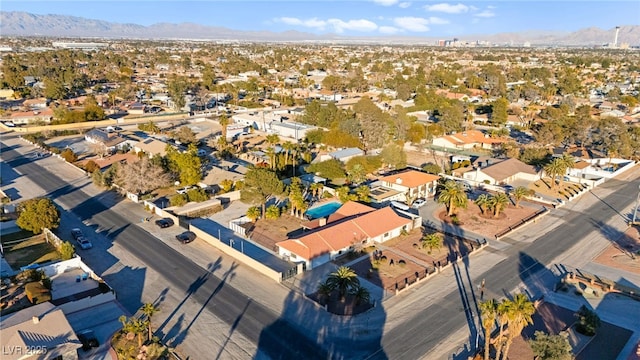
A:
503;184;515;192
176;186;196;194
176;231;196;244
390;201;410;211
155;218;174;228
412;198;427;209
76;329;99;351
76;236;93;250
71;228;84;241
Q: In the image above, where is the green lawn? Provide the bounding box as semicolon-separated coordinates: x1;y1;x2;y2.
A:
3;235;60;269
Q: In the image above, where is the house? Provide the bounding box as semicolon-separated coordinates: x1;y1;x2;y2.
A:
84;128;127;153
0;302;81;360
268;121;316;141
317;148;365;163
463;157;539;185
379;169;440;200
22;98;48;109
432;130;508;151
8;108;54;125
127;102;146;115
133;138;172;158
276;202;419;270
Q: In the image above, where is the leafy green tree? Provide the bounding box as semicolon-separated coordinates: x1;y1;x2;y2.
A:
422;163;442;175
240;168;284;217
167;75;188;110
84;160;100;173
438;101;465;134
306;159;346;180
437;180;468;216
16;198;60;234
420;233;442;253
326;266;360;300
220;179;234;193
407;122;426;144
186;188;208;202
59;241;75;260
43;77;67;100
353;97;390;150
167;146;202;185
265;205;281;220
170;194;188;207
491;97;509;126
172;126;197;145
246;206;261;222
575;305;600;336
138;121;160;134
336;186;357;203
380;143;407;169
529;331;572;360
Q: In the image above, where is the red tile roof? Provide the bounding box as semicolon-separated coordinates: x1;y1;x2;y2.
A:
380;170;440;188
277;205;412;260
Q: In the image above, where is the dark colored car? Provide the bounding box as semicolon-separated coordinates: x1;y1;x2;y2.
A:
71;228;84;241
176;231;196;244
77;329;99;351
155;218;174;228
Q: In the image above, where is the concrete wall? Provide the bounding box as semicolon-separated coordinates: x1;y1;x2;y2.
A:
189;223;283;282
56;292;116;314
40;256;95;278
216;190;241;203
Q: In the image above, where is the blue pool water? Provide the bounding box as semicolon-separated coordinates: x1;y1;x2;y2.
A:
305;201;342;219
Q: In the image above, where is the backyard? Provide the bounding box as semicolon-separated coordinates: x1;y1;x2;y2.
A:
249;213;306;252
2;234;61;269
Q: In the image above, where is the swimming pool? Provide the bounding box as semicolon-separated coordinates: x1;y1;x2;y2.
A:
305;201;342;219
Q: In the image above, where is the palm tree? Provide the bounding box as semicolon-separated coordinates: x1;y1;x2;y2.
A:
475;194;490;215
494;299;512;360
281;141;294;168
511;186;533;208
421;233;443;253
219;114;230;141
355;185;370;203
491;193;510;217
246;206;261;222
350;285;371;306
266;134;280;146
480;299;498;360
501;293;535;360
559;154;575;187
326;266;360;300
141;303;158;341
437;180;468;216
309;183;324;199
543;158;565;189
317;281;333;305
264;147;276;170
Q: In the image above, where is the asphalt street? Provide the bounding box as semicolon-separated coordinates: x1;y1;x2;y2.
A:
379;175;640;359
0;138;328;360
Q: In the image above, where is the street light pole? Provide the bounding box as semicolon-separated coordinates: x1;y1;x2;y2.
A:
632;184;640;225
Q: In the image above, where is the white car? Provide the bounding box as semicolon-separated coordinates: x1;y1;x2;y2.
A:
412;199;427;209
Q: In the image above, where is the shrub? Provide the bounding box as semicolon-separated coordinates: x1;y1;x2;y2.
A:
60;148;78;163
398;260;406;267
170;194;188;207
452;162;461;170
575;305;600;336
186;188;209;202
59;241;75;260
25;282;51;304
84;160;101;173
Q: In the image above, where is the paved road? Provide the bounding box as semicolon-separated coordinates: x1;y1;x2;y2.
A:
379;174;640;360
0;138;328;359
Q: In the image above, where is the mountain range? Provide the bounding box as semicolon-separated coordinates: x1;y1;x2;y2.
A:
1;11;639;46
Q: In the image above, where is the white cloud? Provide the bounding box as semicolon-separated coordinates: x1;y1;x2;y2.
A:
487;5;496;9
373;0;399;6
428;16;450;25
327;18;378;33
277;17;327;30
473;10;495;18
379;26;401;34
424;3;469;14
398;2;412;8
393;17;430;32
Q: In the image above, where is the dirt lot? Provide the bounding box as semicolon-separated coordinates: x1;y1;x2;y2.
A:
3;235;60;269
384;229;479;266
405;149;448;168
249;214;306;252
593;226;640;274
350;250;425;291
529;178;587;199
434;201;543;239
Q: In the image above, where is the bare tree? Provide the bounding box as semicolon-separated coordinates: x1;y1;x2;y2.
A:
89;142;109;158
115;157;170;195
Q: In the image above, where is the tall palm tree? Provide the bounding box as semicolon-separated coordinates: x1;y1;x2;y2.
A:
281;141;294;168
350;285;371;306
494;299;512;360
266;134;280;146
437;180;468;216
543;158;565;189
264;147;276;170
326;266;360;300
559;154;575;187
491;193;510;217
475;194;490;215
480;299;498;360
511;186;532;208
501;293;535;360
219;114;230;141
309;183;324;199
141;303;158;341
355;185;370;203
421;233;443;253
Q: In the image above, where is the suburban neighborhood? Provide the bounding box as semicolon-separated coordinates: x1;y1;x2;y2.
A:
1;11;640;360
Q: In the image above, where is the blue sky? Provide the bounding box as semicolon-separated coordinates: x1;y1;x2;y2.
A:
3;1;639;37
